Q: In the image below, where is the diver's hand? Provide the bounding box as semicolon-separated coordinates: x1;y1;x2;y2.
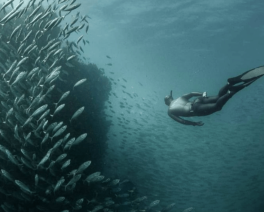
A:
194;121;204;126
202;92;207;97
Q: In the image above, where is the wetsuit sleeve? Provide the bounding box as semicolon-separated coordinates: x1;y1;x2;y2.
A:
182;92;203;100
168;112;197;126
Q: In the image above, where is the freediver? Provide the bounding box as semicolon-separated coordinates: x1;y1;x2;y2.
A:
164;66;264;126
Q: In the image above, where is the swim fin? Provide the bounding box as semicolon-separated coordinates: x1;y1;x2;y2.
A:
228;65;264;85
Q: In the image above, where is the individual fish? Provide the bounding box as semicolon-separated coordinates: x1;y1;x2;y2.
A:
73;78;86;90
55;153;67;163
37;109;50;123
21;157;37;170
54;177;65;193
84;172;101;183
1;169;14;182
17;57;29;67
56;196;65;203
31;104;48;118
21;30;33;44
61;159;71;170
35;174;39;187
146;200;160;210
54;91;70;108
72;133;87;146
78;23;85;30
63;3;81;12
10;71;27;86
7;24;21;43
40;133;49;148
37;148;53;168
5;149;21;166
52;122;64;134
51;103;65;118
3;60;17;78
26;5;42;22
15;180;35;194
63;137;75;151
160;203;176;212
28;12;43;26
67;54;76;61
22;116;33;128
51;125;67;141
65;26;79;35
65;174;81;191
0;0;15;12
76;35;83;45
70;106;84;122
20;148;32;161
75;160;91;175
70;16;79;27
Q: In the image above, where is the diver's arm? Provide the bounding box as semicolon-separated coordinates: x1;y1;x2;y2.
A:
168;112;201;126
182;92;203;100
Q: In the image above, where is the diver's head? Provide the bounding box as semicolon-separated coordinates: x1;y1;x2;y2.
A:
164;90;173;106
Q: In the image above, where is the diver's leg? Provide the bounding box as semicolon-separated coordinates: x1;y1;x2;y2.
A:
214;92;234;110
198;84;230;105
192;103;219;116
193;92;234;116
218;84;229;96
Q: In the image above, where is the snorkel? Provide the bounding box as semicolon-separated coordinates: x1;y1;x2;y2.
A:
170;90;173;99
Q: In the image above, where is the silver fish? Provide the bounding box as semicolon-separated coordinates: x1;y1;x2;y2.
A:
54;91;70;108
41;133;50;148
65;174;81;191
52;103;65;117
31;104;48;118
63;3;81;12
55;153;67;163
67;54;76;61
1;169;14;182
70;106;84;122
11;71;27;86
72;133;87;146
76;160;91;175
51;125;67;141
37;148;53;168
73;78;86;90
76;35;83;45
15;180;34;194
52;122;64;134
54;177;65;193
61;159;71;170
63;137;75;151
7;24;21;43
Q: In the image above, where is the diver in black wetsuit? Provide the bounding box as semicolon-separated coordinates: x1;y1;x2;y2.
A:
164;72;262;126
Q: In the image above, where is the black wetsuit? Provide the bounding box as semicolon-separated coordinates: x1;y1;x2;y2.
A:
192;78;257;116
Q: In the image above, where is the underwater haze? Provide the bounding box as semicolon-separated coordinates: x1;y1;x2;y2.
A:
0;0;263;212
85;0;264;212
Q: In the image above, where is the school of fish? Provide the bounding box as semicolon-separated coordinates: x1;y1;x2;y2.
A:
0;0;180;211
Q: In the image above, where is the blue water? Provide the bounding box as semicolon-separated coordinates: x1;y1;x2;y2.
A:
75;0;264;211
1;0;261;211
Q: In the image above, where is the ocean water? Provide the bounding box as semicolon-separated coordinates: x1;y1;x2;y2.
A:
84;1;264;212
0;0;263;212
